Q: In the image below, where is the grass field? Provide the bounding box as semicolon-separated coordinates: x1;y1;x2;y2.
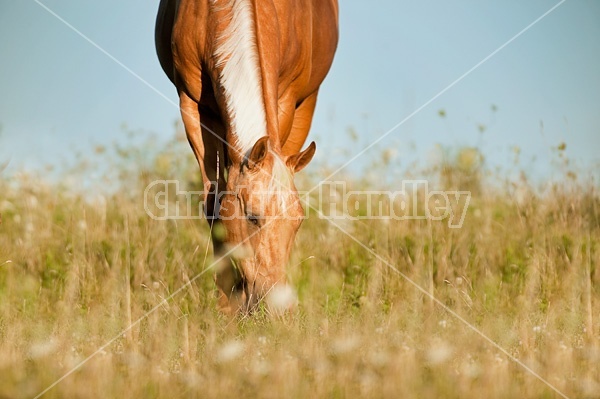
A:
0;136;598;398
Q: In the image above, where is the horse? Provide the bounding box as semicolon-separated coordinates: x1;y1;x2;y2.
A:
155;0;338;313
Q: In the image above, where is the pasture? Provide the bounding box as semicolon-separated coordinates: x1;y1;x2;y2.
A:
0;135;598;399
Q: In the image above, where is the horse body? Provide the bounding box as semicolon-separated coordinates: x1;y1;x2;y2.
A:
155;0;338;312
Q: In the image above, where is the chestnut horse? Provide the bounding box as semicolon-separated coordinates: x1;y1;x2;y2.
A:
155;0;338;313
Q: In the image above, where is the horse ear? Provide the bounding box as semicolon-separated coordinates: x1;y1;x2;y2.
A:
287;141;316;173
247;136;270;169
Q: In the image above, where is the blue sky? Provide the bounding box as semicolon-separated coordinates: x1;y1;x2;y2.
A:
1;0;599;182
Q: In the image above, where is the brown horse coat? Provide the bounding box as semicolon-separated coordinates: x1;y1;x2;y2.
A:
156;0;338;312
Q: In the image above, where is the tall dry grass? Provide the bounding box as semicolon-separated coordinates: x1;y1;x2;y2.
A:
0;134;598;398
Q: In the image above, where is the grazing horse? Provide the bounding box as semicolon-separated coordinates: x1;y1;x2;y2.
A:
155;0;338;313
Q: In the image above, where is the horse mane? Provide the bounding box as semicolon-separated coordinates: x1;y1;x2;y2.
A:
213;0;267;154
268;153;293;209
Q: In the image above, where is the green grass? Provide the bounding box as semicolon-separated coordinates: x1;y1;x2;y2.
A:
0;137;598;398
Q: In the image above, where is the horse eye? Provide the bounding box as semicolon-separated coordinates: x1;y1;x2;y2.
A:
247;214;260;226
